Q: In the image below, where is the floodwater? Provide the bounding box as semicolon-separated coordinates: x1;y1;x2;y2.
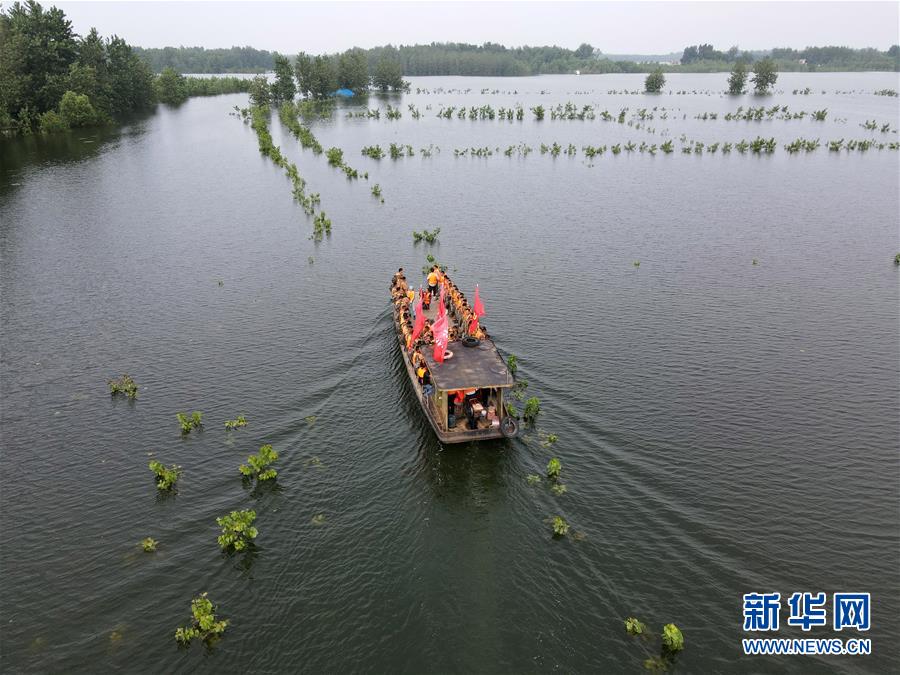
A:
1;73;898;673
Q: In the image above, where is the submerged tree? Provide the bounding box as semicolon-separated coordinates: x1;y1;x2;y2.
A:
155;66;187;104
270;53;295;102
644;68;665;93
372;56;405;91
248;75;270;107
337;48;370;92
727;60;747;94
751;58;778;94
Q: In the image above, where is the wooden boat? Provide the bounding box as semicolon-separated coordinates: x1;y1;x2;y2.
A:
391;271;518;443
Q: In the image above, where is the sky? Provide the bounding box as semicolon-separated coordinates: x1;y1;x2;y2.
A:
51;1;900;54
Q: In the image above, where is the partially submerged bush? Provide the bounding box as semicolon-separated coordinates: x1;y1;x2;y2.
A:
108;374;138;399
149;460;182;490
625;617;646;635
547;457;561;479
551;515;569;536
662;624;684;653
506;354;518;376
174;593;228;645
141;537;158;552
239;444;278;481
526;474;541;485
216;510;258;551
523;397;541;423
176;411;202;434
224;416;247;430
550;483;567;496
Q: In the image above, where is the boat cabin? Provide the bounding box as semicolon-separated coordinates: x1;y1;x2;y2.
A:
421;339;513;438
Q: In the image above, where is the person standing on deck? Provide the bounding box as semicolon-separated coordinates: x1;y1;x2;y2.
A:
427;267;439;297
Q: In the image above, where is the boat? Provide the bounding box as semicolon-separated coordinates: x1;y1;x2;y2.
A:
390;270;518;443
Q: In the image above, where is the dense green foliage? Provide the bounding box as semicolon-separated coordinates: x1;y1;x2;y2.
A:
1;2;248;136
372;56;405;91
337;48;369;92
216;509;258;551
644;69;665;93
551;516;569;536
155;67;187;104
174;593;228;645
239;444;278;481
727;61;748;94
0;1;155;134
248;75;269;107
771;45;898;71
135;45;273;73
752;58;778;94
271;53;295;102
662;623;684;652
547;457;561;479
149;460;182;490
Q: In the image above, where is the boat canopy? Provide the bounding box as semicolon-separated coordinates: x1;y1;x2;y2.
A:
422;340;513;391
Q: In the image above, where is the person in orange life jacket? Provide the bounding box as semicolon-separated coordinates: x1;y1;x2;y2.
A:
426;266;439;296
422;288;431;310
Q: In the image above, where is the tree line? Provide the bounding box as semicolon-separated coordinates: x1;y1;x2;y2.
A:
133;45;274;74
132;41;899;77
681;43;898;72
0;1;251;135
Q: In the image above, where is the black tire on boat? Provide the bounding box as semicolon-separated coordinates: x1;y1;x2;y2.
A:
462;336;479;348
500;417;518;438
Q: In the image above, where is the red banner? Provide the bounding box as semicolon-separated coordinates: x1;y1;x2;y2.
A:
473;284;485;318
432;313;449;363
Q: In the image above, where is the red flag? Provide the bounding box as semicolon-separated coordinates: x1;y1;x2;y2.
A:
469;316;479;334
432;314;449;363
409;298;425;348
438;285;446;319
473;284;485;318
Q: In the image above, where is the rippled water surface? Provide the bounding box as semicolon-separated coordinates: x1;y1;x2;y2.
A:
1;73;899;673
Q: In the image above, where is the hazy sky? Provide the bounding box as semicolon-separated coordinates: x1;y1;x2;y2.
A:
53;1;900;54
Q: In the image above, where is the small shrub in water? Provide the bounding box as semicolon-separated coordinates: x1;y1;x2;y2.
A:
547;457;561;479
506;354;518;376
325;146;343;166
176;411;202;434
371;183;382;198
239;444;278;481
550;483;567;496
523;397;541;423
141;537;158;552
149;460;182;490
224;416;247;430
174;593;228;645
505;402;519;418
526;474;541;485
552;516;569;536
108;374;138;399
662;624;684;652
216;509;258;551
625;617;647;635
894;253;900;265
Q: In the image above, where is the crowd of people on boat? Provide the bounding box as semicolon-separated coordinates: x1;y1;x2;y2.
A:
390;266;493;400
390;266;505;433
